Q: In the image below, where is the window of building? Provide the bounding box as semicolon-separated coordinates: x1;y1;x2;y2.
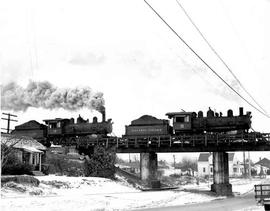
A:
203;167;206;173
233;168;237;173
210;167;213;173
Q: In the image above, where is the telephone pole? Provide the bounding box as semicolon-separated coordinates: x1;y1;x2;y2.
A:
248;151;251;179
1;113;18;133
173;154;176;169
243;151;246;178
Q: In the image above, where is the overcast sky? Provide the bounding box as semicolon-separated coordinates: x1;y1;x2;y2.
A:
1;0;270;161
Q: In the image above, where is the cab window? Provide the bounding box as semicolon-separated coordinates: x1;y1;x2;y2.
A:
57;122;61;128
175;116;185;123
49;123;57;129
175;115;190;123
185;115;190;122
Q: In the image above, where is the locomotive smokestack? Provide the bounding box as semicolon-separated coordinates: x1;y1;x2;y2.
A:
239;107;243;116
102;110;106;122
100;106;106;122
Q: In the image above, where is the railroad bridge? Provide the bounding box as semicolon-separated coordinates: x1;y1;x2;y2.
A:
78;132;270;196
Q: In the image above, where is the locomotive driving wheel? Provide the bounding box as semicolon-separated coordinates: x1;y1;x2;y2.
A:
59;137;66;145
68;137;77;146
52;137;60;145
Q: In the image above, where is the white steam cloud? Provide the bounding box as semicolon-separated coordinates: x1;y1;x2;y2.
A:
1;81;105;112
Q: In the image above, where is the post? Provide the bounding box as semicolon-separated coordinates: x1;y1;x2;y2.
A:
140;152;160;188
39;153;42;171
248;151;251;179
29;153;33;165
243;151;246;177
211;152;232;196
173;154;176;169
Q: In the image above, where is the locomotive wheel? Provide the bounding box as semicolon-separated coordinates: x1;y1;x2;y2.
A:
69;137;77;146
66;137;72;146
59;137;66;145
52;137;60;145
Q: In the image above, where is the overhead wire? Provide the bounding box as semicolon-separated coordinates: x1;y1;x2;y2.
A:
143;0;270;118
175;0;268;115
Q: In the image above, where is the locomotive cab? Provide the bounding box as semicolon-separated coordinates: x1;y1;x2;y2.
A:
166;112;193;134
43;118;70;136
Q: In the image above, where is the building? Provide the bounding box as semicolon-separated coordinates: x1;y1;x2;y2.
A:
1;133;46;171
11;120;47;142
198;152;243;177
254;158;270;176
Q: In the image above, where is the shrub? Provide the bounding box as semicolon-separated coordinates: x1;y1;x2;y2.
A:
1;153;34;175
84;146;116;179
45;152;85;176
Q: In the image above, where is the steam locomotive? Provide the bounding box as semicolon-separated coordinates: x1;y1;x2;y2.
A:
12;109;113;147
124;107;251;138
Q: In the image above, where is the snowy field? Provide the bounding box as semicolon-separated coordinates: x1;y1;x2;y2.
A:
1;175;268;211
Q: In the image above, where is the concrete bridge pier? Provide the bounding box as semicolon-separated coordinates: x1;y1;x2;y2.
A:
211;152;232;196
140;152;160;188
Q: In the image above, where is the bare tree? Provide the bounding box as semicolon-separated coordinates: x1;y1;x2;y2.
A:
1;135;21;169
176;156;198;176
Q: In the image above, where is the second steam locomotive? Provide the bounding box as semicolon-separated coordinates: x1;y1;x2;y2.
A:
124;107;251;138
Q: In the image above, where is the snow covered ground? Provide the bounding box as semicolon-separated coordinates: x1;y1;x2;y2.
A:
1;175;268;211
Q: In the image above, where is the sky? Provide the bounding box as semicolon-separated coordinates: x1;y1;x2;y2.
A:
1;0;270;161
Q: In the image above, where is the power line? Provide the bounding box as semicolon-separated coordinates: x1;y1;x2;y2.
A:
144;0;270;118
175;0;268;115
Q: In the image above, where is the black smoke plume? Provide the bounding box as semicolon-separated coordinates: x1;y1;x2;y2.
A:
1;81;105;112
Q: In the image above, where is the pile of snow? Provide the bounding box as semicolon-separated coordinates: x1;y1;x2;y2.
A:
1;175;269;211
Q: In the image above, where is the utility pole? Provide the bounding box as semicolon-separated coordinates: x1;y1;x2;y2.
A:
173;154;176;169
248;151;251;179
243;151;246;178
1;113;18;133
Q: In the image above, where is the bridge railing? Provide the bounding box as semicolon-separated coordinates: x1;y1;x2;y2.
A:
74;132;270;149
116;132;270;149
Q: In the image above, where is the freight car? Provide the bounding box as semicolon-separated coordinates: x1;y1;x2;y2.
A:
124;107;251;138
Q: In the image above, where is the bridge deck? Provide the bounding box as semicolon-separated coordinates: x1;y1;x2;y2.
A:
76;132;270;153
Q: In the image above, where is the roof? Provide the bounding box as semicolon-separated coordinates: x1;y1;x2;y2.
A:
1;134;46;151
43;118;70;123
14;120;47;130
21;146;44;153
198;153;211;162
255;158;270;168
229;153;235;161
198;152;234;162
166;112;193;119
